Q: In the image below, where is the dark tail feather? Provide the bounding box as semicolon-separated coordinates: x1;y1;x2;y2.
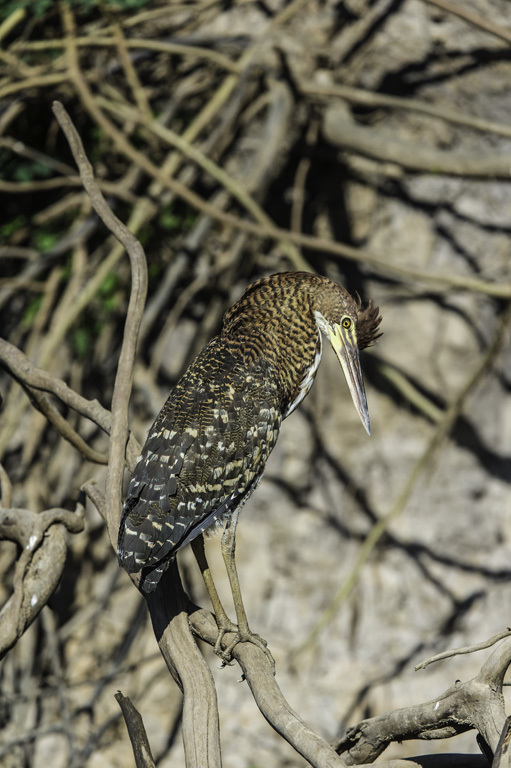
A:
139;560;170;593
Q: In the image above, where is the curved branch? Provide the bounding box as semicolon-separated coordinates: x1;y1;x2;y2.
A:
0;337;111;431
417;630;511;671
0;337;140;468
55;16;220;765
22;385;108;464
0;501;84;659
323;104;511;179
336;678;503;764
52;98;147;547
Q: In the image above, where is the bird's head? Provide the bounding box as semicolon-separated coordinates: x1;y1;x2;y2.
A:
313;280;382;436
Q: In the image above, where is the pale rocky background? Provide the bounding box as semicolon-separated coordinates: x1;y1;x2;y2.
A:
1;0;511;766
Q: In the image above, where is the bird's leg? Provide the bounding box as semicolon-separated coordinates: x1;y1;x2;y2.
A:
220;509;275;670
190;534;237;655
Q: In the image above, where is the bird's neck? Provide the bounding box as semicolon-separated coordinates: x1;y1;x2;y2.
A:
223;304;323;418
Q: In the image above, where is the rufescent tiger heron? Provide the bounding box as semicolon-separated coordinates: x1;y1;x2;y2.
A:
118;271;382;664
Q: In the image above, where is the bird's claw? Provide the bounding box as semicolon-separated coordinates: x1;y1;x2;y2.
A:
215;627;275;674
213;619;237;658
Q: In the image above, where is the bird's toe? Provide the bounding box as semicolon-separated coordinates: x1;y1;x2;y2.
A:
219;628;275;674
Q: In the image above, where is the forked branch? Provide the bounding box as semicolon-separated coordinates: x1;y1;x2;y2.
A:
336;634;511;765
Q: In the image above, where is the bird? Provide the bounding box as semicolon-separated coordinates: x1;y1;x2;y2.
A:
118;271;382;662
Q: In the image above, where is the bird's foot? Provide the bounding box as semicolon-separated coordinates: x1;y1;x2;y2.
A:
213;616;238;660
216;625;275;673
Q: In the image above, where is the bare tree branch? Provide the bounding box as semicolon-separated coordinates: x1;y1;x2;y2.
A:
0;337;140;467
52;98;147;547
336;634;511;764
300;80;511;140
323;104;511;179
423;0;511;46
0;499;84;659
115;691;156;768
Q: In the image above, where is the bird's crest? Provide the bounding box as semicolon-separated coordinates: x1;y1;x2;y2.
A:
356;296;383;350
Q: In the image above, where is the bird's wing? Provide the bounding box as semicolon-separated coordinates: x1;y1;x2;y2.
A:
117;338;281;588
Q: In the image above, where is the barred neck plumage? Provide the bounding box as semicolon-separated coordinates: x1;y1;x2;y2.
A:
221;320;321;419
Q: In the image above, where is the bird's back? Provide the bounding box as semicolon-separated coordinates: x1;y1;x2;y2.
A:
118;334;282;591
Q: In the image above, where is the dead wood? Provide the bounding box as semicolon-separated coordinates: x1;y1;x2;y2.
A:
115;692;156;768
336;635;511;764
323;104;511;179
0;502;84;659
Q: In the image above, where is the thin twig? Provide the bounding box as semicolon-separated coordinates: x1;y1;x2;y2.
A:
0;7;26;43
0;73;68;99
11;35;241;74
416;629;511;671
0;134;76;175
379;362;443;423
81;481;108;522
111;24;152;120
0;338;119;441
21;385;108;465
423;0;511;46
0;177;137;201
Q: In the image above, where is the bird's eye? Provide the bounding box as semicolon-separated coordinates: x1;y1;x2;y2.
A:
342;317;352;329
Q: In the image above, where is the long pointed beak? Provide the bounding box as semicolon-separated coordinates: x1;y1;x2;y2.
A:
327;323;370;435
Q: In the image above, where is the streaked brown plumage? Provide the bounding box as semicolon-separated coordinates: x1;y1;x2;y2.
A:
118;272;381;655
